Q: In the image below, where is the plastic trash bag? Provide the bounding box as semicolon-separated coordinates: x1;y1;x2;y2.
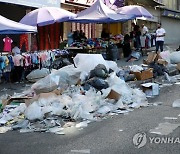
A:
172;99;180;108
25;102;44;120
26;68;50;83
159;51;170;64
97;106;111;115
9;103;27;117
131;51;141;60
12;120;29;130
170;51;180;64
105;61;120;73
129;65;143;72
87;77;109;90
89;64;108;79
31;65;81;94
75;121;89;128
73;54;109;73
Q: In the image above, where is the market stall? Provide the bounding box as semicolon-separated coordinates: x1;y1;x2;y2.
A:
63;0;135;60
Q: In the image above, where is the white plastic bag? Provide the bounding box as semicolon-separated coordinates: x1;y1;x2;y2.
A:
25;102;44;120
159;51;170;63
170;51;180;64
26;68;50;82
172;99;180;108
73;54;109;73
31;65;81;94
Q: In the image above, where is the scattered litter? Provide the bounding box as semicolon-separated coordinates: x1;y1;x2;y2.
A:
0;56;162;136
0;126;11;133
141;83;159;97
1;88;8;92
54;131;65;135
149;122;180;135
70;149;90;154
152;102;163;106
164;117;178;120
172;99;180;108
76;121;89;128
175;82;180;85
119;129;123;132
20;128;34;133
48;126;64;134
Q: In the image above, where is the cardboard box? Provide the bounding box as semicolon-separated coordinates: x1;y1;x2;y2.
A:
106;89;121;101
2;97;32;107
157;59;168;66
133;68;153;80
141;83;159;97
143;52;157;64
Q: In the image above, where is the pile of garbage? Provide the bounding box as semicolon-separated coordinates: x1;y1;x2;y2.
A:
0;54;148;135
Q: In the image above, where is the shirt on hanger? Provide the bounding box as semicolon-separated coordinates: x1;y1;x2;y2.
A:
3;37;13;52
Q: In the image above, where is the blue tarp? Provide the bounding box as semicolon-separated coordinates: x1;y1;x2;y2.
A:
0;15;37;34
70;0;135;23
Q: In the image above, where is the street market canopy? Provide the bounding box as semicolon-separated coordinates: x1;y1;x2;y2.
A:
71;0;135;23
20;7;77;26
0;15;37;34
116;5;153;18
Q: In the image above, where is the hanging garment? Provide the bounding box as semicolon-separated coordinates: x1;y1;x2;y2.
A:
3;37;13;52
20;34;29;52
38;23;62;50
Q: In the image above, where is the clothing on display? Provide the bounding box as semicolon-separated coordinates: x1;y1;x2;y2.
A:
20;34;29;52
3;36;13;52
0;51;55;82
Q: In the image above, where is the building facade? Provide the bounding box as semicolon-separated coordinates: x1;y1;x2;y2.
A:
125;0;180;45
160;0;180;44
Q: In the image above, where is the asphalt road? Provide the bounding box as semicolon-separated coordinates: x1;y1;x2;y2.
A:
0;81;180;154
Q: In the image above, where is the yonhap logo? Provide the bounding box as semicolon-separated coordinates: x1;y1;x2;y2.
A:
133;132;147;148
133;132;180;148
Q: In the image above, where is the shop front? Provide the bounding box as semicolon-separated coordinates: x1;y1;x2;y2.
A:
61;0;100;40
161;8;180;44
0;0;61;52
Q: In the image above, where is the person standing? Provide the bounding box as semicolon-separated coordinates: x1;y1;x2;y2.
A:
131;23;141;50
156;23;166;52
12;42;21;55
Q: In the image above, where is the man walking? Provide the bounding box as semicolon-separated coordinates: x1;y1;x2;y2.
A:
156;23;166;52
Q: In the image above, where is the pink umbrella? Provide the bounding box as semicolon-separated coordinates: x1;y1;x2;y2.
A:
116;5;153;18
20;7;77;26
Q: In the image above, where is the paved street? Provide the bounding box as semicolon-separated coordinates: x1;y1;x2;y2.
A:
0;78;180;154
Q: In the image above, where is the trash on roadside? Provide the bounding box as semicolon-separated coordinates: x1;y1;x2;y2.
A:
141;83;159;97
149;122;180;135
0;126;11;133
172;99;180;108
143;51;157;64
26;68;50;83
132;68;153;80
164;117;178;120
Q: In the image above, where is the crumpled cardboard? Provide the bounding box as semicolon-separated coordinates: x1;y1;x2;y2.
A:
143;52;157;64
157;59;168;66
132;68;153;80
2;97;32;107
106;89;121;101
